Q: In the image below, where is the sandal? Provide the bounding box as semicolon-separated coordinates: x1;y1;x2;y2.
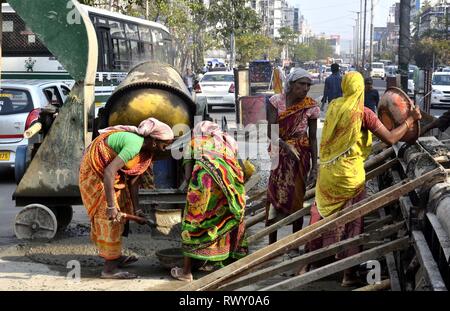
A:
117;255;139;268
171;267;193;282
100;270;138;279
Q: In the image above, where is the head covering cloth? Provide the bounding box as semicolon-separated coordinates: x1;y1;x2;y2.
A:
99;117;174;141
285;68;313;94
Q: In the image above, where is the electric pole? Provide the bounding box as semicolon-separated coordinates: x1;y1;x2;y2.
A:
362;0;367;73
359;0;363;69
356;14;360;68
399;0;411;93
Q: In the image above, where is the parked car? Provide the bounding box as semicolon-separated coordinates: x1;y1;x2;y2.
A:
340;64;350;75
408;65;418;98
385;65;398;78
323;67;332;80
431;72;450;107
194;71;235;113
370;62;385;79
0;80;72;180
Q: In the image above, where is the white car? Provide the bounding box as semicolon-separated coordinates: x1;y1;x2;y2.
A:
385;65;398;78
194;71;235;113
431;72;450;107
408;65;418;98
322;67;332;80
370;62;385;79
0;80;71;178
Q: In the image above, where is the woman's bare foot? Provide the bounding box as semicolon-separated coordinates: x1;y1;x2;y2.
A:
171;267;193;282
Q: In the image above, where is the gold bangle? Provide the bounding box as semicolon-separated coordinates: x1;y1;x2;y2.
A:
404;120;410;129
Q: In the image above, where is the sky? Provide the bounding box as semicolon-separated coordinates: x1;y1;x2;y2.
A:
289;0;399;40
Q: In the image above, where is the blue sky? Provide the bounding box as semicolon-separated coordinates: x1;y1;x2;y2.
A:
289;0;399;40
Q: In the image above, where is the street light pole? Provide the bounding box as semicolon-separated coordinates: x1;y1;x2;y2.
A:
356;14;360;68
399;0;411;93
362;0;367;73
359;0;363;69
230;3;235;70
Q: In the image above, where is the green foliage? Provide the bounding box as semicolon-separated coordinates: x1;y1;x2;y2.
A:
292;44;316;63
412;37;450;68
206;0;261;50
235;33;272;64
411;1;449;68
310;38;334;60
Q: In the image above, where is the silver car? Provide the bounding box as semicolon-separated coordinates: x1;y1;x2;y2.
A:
194;71;235;113
0;80;71;175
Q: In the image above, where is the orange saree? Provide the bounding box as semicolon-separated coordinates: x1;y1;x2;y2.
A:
79;131;152;260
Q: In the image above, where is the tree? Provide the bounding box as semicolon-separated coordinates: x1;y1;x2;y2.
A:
206;0;261;51
412;37;450;68
292;44;316;63
310;38;334;60
235;34;272;65
277;27;297;60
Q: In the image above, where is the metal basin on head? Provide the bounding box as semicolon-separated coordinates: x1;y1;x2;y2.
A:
100;61;196;133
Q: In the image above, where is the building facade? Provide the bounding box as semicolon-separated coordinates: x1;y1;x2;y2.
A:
419;0;449;37
247;0;300;38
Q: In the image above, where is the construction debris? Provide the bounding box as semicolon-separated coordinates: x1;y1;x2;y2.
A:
179;129;450;291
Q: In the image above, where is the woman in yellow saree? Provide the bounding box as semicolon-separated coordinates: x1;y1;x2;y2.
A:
305;72;421;286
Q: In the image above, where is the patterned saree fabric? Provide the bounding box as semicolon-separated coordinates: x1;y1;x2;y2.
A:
267;97;318;215
316;72;372;217
181;123;247;261
79;131;152;260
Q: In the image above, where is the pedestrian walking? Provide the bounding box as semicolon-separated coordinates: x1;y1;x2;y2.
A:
321;63;343;111
183;68;196;94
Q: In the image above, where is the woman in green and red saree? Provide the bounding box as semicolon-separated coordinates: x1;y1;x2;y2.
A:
171;121;247;282
266;68;319;247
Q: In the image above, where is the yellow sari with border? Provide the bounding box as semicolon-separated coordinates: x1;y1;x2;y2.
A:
316;72;372;217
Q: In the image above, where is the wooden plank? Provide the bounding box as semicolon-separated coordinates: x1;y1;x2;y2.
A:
245;199;266;216
245;211;266;228
179;168;442;291
366;158;398;180
247;189;266;203
260;237;409;291
247;203;312;244
426;213;450;263
219;222;405;291
378;208;402;292
385;253;402;291
365;215;393;232
364;147;395;170
398;196;413;231
353;279;391;291
245;173;261;192
412;230;447;291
